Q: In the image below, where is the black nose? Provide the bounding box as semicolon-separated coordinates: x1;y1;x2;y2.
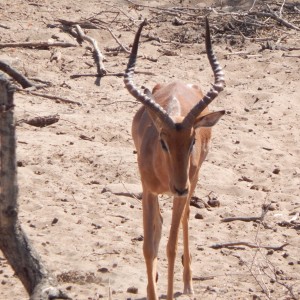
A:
174;187;188;196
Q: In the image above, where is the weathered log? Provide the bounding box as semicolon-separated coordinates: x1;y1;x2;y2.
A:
0;75;70;300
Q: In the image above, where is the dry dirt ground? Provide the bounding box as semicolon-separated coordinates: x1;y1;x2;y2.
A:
0;0;300;299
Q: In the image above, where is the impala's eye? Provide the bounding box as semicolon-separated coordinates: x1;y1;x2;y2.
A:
160;139;168;152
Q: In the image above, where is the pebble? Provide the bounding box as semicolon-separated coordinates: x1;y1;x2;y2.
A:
208;198;220;207
98;267;109;273
127;286;138;294
51;217;58;225
195;213;204;220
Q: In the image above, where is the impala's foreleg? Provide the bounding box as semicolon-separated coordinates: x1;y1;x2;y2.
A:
142;191;163;300
182;197;193;294
167;197;189;300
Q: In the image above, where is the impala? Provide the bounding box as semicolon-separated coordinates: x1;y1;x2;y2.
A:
124;18;225;300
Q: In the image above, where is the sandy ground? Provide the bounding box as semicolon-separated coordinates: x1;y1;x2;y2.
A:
0;0;299;299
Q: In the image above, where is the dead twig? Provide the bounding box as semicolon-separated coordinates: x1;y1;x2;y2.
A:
70;70;156;79
232;252;271;297
16;88;82;106
97;100;137;106
282;53;300;58
75;25;107;76
0;41;77;49
0;23;10;29
221;216;262;222
249;8;300;31
55;18;100;29
257;248;299;300
126;0;199;16
279;0;286;18
105;26;130;53
192;276;214;281
211;242;289;251
221;203;271;223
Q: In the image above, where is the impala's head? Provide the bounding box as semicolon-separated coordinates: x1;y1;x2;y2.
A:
151;111;224;197
124;18;225;197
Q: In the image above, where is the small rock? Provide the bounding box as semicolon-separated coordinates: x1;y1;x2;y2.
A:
51;217;58;225
208;198;220;207
17;160;24;167
131;235;143;242
272;168;280;175
127;286;138;294
195;213;204;220
98;267;109;273
91;223;102;229
262;186;271;192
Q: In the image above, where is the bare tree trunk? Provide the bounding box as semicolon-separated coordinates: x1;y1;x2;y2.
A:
0;75;70;300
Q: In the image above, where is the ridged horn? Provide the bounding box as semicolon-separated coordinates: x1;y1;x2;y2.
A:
181;17;225;128
124;20;175;129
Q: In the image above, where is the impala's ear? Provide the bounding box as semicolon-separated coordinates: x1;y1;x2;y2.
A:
194;110;225;129
142;88;164;131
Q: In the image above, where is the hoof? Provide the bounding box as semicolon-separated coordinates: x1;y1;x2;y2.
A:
183;286;194;295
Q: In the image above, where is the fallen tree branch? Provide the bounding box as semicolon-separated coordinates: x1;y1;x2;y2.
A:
211;242;289;251
0;60;39;89
75;24;107;76
16;88;82;106
0;41;77;49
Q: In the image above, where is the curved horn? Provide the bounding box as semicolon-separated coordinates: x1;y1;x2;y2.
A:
182;17;225;128
124;20;175;129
